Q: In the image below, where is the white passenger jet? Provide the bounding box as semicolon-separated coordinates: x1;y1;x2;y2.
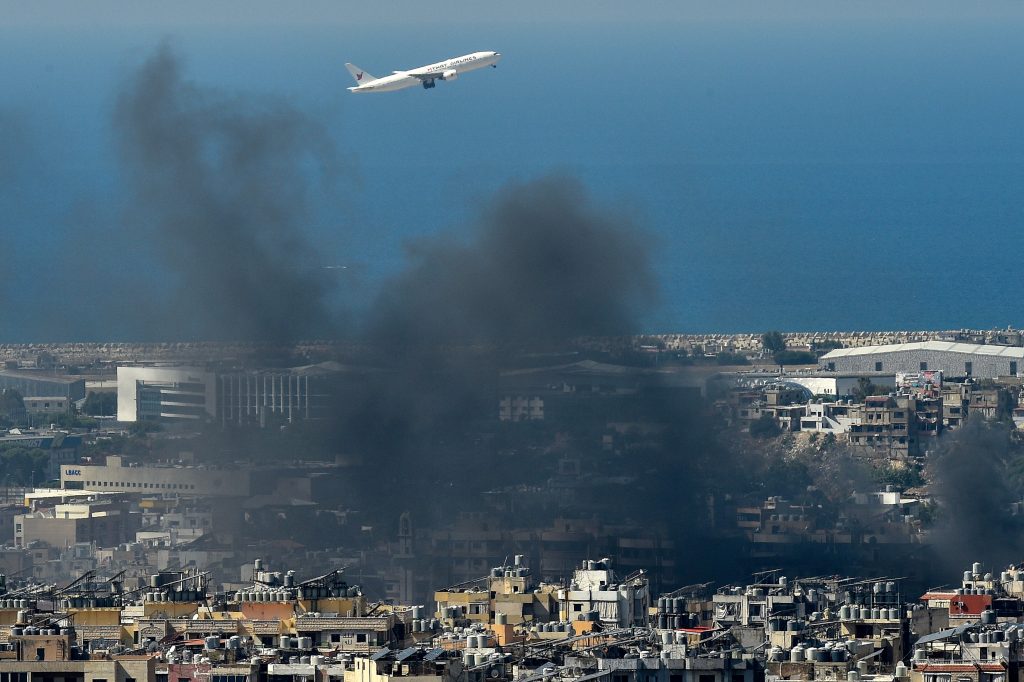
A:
345;51;501;93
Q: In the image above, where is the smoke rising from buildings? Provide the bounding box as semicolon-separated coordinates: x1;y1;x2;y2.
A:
114;44;341;343
925;418;1024;573
366;176;657;348
334;176;660;498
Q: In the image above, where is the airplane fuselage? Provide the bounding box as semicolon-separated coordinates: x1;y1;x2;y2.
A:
347;51;501;93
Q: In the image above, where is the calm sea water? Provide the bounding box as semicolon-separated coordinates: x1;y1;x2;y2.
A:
2;19;1023;339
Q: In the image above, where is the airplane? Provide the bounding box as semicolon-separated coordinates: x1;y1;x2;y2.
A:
345;51;501;93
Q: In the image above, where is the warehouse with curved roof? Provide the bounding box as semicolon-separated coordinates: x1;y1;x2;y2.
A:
820;341;1024;379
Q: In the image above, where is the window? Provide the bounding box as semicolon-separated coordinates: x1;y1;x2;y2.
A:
573;604;583;611
965;362;973;376
920;362;928;371
827;362;835;371
875;362;883;371
331;634;341;643
1012;361;1018;376
356;633;367;643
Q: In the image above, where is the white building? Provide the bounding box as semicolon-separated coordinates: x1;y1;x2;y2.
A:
560;558;649;627
116;366;217;423
785;374;895;397
799;401;861;433
61;455;250;496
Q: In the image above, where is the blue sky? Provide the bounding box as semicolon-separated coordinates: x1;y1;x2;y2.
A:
2;1;1024;339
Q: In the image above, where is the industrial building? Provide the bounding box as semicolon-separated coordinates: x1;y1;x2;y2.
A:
0;369;86;403
117;362;368;426
821;341;1024;379
218;362;370;427
116;366;217;423
60;455;251;497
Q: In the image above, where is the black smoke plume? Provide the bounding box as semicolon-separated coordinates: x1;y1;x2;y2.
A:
925;418;1024;574
332;176;659;499
114;44;340;344
366;176;656;347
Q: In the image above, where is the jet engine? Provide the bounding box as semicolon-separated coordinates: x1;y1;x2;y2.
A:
441;69;458;80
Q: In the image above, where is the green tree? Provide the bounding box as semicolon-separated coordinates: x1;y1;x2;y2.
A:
0;446;50;486
852;377;890;401
872;465;924;491
761;331;787;355
812;339;845;353
774;350;818;365
0;389;25;424
716;352;750;366
82;391;117;417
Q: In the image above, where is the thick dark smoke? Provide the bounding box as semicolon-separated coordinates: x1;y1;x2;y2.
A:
367;176;656;347
332;176;659;499
114;45;340;343
925;418;1024;574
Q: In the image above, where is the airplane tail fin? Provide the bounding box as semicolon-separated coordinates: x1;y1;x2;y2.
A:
345;63;376;85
